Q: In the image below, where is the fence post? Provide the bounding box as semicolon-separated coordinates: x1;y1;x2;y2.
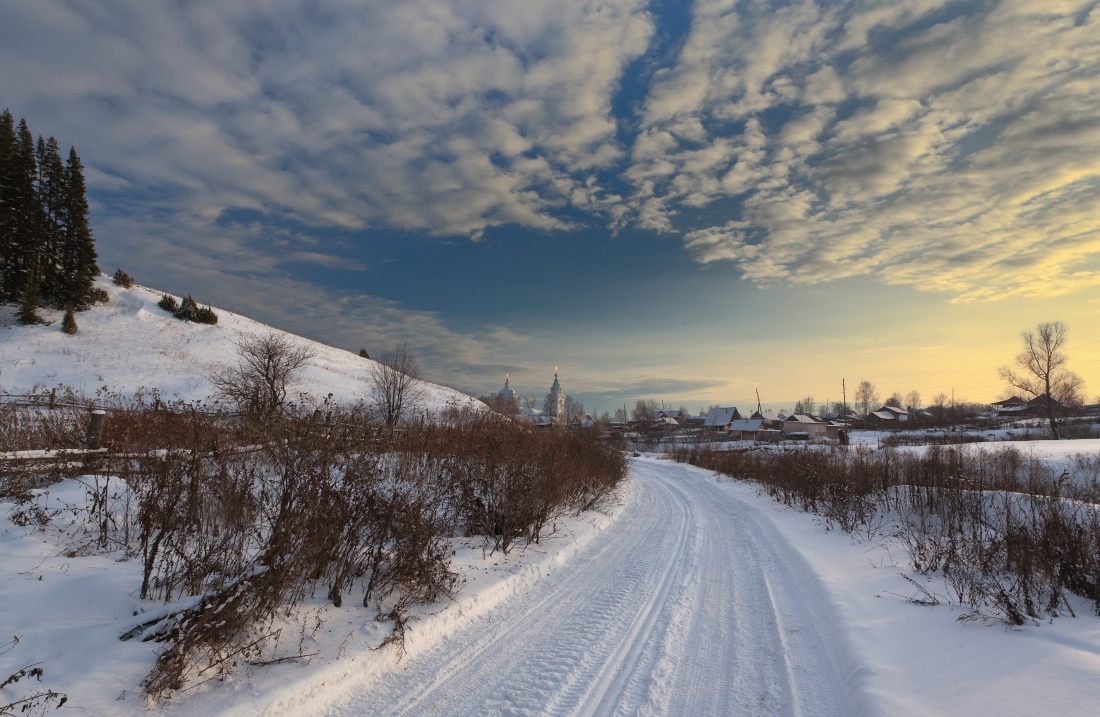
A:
49;388;57;410
86;410;107;449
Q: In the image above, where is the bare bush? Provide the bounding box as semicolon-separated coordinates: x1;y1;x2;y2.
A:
210;333;315;414
3;387;628;699
669;443;1100;624
368;342;426;427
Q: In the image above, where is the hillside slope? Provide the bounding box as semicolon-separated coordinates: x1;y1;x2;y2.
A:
0;276;480;416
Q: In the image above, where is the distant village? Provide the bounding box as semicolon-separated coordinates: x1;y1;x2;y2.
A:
480;370;1096;446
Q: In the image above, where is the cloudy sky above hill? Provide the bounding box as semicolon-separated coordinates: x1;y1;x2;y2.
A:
5;0;1099;413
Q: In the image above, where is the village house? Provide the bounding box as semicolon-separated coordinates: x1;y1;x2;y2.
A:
866;404;909;423
728;418;764;441
703;406;742;431
991;396;1028;415
782;414;827;437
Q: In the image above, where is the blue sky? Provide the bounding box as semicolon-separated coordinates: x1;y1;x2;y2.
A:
4;0;1100;414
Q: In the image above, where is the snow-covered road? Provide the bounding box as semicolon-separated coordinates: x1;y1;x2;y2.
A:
322;457;863;716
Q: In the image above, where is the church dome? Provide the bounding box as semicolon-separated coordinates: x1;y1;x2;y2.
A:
498;374;518;399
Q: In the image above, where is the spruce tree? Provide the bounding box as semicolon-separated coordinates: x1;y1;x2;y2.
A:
17;278;46;325
6;119;44;300
0;110;15;301
359;348;370;359
58;147;97;309
36;137;65;301
175;295;199;321
61;305;77;334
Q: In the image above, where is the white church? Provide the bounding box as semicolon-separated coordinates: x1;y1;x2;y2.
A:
497;368;565;426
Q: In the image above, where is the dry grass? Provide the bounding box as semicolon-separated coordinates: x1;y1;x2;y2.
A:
668;443;1100;624
1;394;626;699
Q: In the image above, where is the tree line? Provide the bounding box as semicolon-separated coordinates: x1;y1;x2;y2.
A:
0;109;98;313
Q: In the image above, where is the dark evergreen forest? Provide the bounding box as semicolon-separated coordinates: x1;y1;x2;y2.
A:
0;109;99;316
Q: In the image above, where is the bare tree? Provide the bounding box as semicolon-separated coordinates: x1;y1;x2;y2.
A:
932;392;948;420
369;342;427;427
564;395;585;422
854;380;878;418
521;395;540;410
885;392;903;408
631;399;658;421
999;321;1085;439
210;333;315;414
793;396;815;416
905;389;922;413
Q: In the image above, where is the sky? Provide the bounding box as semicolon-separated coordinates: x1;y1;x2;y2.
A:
3;0;1100;415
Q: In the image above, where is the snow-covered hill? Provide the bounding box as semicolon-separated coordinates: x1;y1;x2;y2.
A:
0;276;480;416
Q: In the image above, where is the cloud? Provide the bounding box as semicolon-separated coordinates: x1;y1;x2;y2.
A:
2;0;654;240
6;0;1100;367
627;0;1100;302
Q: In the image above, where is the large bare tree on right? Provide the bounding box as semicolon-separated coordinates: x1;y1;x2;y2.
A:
999;321;1085;439
369;342;426;427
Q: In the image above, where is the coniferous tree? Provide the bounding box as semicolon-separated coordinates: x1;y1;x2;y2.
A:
0;110;16;301
359;348;370;359
0;113;98;309
36;136;65;300
17;278;46;325
58;146;97;308
157;293;179;313
6;119;44;301
175;294;199;321
61;305;77;334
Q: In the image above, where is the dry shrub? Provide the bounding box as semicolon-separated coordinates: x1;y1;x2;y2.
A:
3;388;627;699
669;443;1100;623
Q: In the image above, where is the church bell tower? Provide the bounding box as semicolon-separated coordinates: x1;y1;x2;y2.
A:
550;367;564;422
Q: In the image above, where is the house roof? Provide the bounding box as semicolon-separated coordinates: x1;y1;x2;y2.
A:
703;407;740;426
878;405;907;416
870;411;896;420
992;396;1028;407
729;419;764;432
783;414;819;423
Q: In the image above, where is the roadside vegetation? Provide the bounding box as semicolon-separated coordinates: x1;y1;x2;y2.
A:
0;394;627;701
668;443;1100;626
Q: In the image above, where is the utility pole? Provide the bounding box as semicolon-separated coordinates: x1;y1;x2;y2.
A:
842;378;847;415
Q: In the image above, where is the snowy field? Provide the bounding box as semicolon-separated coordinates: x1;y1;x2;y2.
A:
0;276;481;416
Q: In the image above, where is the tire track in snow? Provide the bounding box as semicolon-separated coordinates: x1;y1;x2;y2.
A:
319;457;866;716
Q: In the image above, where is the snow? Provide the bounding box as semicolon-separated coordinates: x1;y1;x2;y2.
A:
0;476;628;715
0;276;482;417
5;446;1100;715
